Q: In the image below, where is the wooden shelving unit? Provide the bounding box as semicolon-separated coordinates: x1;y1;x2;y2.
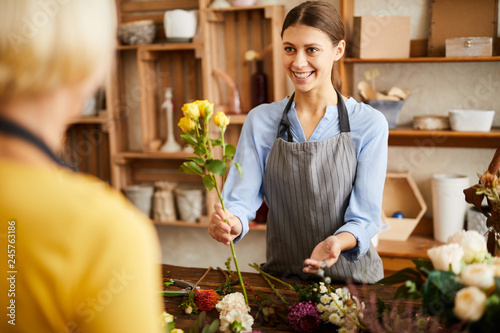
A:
107;0;287;223
343;55;500;63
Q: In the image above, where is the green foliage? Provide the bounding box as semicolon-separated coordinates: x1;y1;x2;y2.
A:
422;270;464;325
180;161;204;176
376;296;388;318
292;283;320;303
181;133;197;146
202;175;215;191
189;312;219;333
205;159;226;177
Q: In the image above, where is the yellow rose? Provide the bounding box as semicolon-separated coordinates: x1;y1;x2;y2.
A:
170;329;184;333
213;111;230;127
195;100;214;118
160;311;174;327
178;116;196;133
181;102;200;119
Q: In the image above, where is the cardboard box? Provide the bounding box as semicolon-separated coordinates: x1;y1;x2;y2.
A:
446;37;493;57
428;0;498;57
352;16;411;59
379;172;427;241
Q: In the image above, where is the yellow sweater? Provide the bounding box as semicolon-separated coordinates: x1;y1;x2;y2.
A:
0;161;163;333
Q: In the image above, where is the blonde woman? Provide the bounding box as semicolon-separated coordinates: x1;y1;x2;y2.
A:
0;1;163;332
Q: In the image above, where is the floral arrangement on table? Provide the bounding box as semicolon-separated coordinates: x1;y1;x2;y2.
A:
177;100;246;303
378;229;500;333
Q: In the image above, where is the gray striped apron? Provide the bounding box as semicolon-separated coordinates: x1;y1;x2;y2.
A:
261;89;384;283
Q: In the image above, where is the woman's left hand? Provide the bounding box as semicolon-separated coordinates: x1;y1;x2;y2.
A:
303;235;342;274
303;232;357;274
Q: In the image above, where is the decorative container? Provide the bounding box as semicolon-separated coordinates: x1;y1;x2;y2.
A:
153;181;177;223
432;174;470;243
123;185;154;218
379;172;427;241
164;10;198;42
118;20;156;45
232;0;257;6
352;16;411;59
449;109;495;132
251;60;268;108
368;100;404;129
446;37;493;57
413;115;449;131
175;185;204;223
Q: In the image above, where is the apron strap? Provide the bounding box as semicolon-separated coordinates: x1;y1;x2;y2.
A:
276;92;295;142
0;115;68;168
277;89;351;141
336;88;351;133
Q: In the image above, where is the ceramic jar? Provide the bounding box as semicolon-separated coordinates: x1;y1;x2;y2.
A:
123;185;154;218
153;181;177;222
175;185;204;223
164;10;198;42
232;0;257;6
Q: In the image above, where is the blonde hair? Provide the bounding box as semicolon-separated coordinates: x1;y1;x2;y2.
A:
0;0;116;101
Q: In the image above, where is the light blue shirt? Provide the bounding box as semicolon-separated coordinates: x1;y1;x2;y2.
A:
223;96;388;262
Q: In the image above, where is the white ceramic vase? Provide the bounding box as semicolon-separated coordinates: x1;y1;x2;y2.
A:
164;10;198;42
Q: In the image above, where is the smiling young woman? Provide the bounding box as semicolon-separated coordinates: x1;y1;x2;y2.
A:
208;0;389;284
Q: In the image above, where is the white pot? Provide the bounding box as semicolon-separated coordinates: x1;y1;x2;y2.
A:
431;174;470;242
164;10;198;42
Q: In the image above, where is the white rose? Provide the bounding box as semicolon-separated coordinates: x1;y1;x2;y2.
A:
460;263;495;289
216;292;250;316
448;230;488;263
453;286;487;322
219;309;254;333
329;312;342;325
490;257;500;277
427;244;464;274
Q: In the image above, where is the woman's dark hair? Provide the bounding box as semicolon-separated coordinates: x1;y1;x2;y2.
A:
281;1;345;90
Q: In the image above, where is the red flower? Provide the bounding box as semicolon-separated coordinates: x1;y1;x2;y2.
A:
194;289;220;311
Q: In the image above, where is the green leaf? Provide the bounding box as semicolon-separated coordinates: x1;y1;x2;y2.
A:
225;144;236;159
166;321;175;333
208;319;219;333
205;159;226;176
376;297;388;318
202;175;215;191
377;267;424;286
180;161;204;175
234;161;243;178
181;133;198;146
412;258;434;276
394;280;423;299
188;157;205;165
211;138;223;147
164;281;174;287
423;270;463;321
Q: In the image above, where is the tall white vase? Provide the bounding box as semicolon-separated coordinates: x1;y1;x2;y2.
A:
160;88;181;152
432;174;470;242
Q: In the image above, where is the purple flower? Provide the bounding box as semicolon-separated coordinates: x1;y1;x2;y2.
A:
287;301;322;333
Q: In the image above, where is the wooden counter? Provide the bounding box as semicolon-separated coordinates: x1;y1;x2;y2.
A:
162;265;421;332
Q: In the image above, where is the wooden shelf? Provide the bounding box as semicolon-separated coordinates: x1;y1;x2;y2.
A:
207;5;277;13
114;151;196;160
389;127;500;148
69;114;109;125
228;114;247;125
116;42;202;51
343;56;500;63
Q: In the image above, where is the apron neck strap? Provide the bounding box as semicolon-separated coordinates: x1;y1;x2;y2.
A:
277;89;350;141
0;115;68;168
276;93;295;142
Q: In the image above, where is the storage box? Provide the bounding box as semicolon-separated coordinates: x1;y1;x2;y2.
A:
368;100;404;129
379;173;427;241
428;0;498;57
446;37;493;57
352;16;411;59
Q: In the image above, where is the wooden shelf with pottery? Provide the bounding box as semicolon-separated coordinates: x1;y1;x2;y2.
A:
388;126;500;148
343;55;500;63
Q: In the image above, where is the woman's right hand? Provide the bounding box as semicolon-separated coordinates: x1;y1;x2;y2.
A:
208;203;242;246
